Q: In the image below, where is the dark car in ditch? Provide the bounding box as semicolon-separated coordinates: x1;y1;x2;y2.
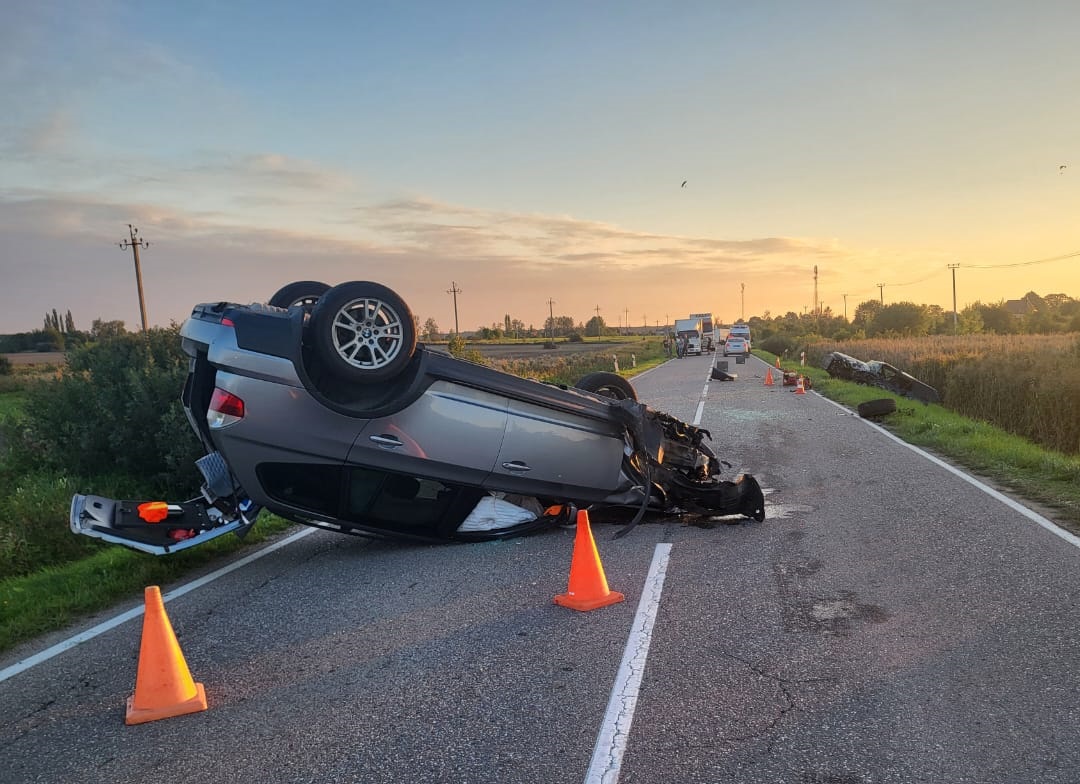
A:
823;351;941;404
71;281;765;555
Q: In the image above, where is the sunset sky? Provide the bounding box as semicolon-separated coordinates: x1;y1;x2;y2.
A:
2;1;1078;335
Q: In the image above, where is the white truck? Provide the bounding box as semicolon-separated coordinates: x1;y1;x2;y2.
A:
689;312;715;352
674;317;704;356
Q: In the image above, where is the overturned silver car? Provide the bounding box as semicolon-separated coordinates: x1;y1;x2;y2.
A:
823;351;941;404
71;280;765;554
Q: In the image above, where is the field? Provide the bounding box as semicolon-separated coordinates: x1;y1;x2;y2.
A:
2;352;67;366
807;333;1080;456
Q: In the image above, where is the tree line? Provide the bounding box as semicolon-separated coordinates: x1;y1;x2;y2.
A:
0;311;127;353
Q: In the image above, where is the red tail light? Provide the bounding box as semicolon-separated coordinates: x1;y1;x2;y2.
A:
208;388;245;428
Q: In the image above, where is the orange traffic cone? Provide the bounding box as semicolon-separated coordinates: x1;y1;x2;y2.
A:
775;356;781;369
794;376;806;395
555;510;625;612
764;369;774;386
126;586;208;725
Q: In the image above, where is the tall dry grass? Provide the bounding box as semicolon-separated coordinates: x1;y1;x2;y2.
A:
808;333;1080;455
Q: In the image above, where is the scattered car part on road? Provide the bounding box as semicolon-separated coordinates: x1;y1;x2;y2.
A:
857;398;899;418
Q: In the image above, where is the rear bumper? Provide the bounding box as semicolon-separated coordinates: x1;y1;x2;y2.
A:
70;493;261;556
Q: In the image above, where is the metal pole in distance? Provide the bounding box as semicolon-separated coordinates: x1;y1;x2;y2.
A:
119;224;150;331
547;297;556;341
447;281;462;334
948;263;959;334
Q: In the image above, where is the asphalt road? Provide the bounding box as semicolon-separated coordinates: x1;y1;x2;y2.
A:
3;353;1079;783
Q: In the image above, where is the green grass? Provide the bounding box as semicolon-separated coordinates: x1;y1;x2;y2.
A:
0;390;26;418
761;351;1080;534
0;515;294;653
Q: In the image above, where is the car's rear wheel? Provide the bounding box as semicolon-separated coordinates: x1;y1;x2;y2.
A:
308;281;417;383
574;372;637;401
857;398;897;418
269;281;331;311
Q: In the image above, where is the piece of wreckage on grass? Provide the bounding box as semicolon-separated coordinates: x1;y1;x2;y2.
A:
71;280;766;555
823;351;941;405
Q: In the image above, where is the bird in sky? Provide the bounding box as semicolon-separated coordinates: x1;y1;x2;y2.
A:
1060;164;1068;174
681;180;687;187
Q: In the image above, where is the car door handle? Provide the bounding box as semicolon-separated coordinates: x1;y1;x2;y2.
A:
369;434;404;448
501;461;531;472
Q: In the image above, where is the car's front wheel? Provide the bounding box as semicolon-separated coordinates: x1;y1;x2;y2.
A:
574;372;638;401
308;281;417;383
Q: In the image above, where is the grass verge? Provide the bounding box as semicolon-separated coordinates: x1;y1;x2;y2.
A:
762;352;1080;535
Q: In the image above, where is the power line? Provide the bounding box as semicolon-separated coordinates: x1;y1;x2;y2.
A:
962;250;1080;269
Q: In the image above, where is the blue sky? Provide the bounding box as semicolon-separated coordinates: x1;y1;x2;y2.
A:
2;1;1077;333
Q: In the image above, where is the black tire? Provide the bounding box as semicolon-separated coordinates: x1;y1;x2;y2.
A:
268;281;331;310
574;371;638;401
308;281;417;383
857;398;897;418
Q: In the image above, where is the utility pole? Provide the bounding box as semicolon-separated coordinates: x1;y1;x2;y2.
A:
594;304;601;338
877;283;884;305
948;263;960;334
447;281;462;334
118;224;150;331
813;265;819;316
623;307;629;335
842;293;848;321
547;297;556;340
740;283;745;321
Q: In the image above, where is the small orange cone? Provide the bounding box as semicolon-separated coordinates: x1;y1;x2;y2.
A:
555;510;625;612
126;586;208;725
764;369;774;386
794;376;806;395
775;356;781;369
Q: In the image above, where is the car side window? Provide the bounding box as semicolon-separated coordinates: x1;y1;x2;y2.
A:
258;463;342;516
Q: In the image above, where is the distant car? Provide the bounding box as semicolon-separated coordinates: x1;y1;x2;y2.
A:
723;336;749;357
71;280;765;555
823;351;941;404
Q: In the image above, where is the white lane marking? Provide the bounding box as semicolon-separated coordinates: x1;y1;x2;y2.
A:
585;543;672;784
817;395;1080;550
692;400;705;426
0;526;318;683
691;363;714;425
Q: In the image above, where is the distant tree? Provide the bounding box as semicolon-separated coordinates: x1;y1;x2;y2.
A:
91;319;126;340
64;310;76;333
422;317;440;341
870;302;932;336
957;305;985;334
544;315;574;337
974;301;1017;334
584;315;607;337
39;326;65;351
509;318;525;339
504;314;511;334
851;300;882;331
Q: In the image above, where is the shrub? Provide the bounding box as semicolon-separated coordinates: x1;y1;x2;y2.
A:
567;333;584;343
11;328;204;496
0;355;11;375
759;334;796;357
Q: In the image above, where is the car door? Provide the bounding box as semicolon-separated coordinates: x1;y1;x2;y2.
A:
346;379;508;487
485;398;626;501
